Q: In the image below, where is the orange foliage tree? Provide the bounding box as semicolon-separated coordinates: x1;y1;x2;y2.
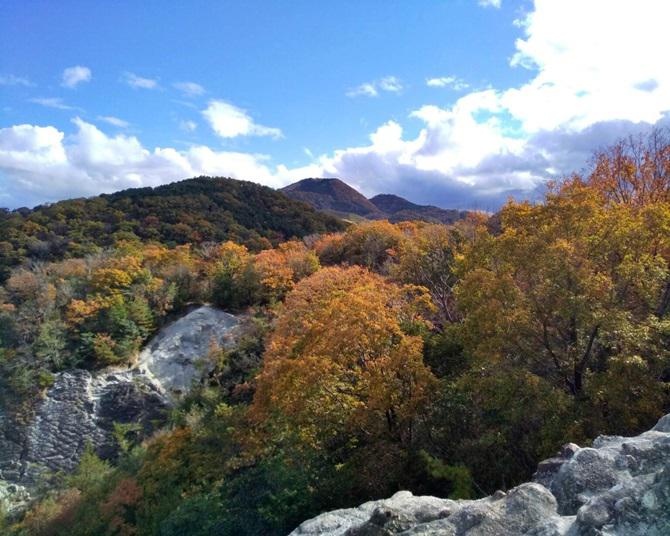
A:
250;266;436;451
253;240;320;302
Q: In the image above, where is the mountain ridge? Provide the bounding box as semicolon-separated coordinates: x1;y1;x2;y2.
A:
282;178;469;224
0;175;470;284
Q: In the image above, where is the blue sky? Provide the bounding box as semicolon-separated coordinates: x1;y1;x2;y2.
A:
1;0;669;209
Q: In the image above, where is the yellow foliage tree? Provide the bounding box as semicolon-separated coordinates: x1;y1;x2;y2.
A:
318;220;406;273
456;178;670;409
393;223;462;324
588;129;670;207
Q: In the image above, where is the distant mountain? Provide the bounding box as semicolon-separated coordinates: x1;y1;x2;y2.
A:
368;193;420;214
281;178;383;218
0;176;345;282
283;178;469;224
369;194;468;224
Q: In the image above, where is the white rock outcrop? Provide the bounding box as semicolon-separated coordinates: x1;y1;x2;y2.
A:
136;305;239;397
0;305;239;517
291;413;670;535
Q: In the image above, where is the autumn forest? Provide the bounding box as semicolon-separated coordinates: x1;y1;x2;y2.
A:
1;131;670;534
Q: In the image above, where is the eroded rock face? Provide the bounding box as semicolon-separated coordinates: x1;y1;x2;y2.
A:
23;370;167;478
0;305;239;516
290;413;670;536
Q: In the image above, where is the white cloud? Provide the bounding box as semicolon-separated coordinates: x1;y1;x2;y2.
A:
275;91;535;208
478;0;501;8
202;100;282;139
97;116;129;128
0;124;67;166
426;76;469;91
179;120;197;132
0;119;280;207
123;72;159;89
0;74;33;87
62;66;91;88
378;76;403;93
29;97;77;111
347;83;378;98
347;76;403;98
503;0;670;132
173;81;205;97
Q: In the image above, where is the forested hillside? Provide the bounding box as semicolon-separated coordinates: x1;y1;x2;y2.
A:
0;177;345;283
1;132;669;535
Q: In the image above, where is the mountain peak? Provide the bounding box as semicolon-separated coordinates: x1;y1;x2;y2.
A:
281;178;382;217
282;177;350;193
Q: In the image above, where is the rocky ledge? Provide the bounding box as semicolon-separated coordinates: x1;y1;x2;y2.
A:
291;413;670;535
0;305;239;517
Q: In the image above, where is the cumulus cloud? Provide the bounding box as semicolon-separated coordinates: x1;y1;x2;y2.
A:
478;0;501;8
504;0;670;132
173;81;205;97
62;66;91;88
347;76;403;98
426;76;469;91
202;100;282;139
0;74;33;87
97;116;129;128
123;72;159;89
292;0;670;207
0;119;280;207
275;95;537;209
